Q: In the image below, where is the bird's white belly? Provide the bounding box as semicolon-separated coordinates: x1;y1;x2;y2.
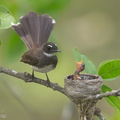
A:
31;65;54;73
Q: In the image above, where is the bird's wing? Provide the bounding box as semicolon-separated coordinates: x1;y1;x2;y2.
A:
20;50;39;66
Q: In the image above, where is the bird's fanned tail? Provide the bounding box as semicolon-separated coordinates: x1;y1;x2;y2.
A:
12;11;55;50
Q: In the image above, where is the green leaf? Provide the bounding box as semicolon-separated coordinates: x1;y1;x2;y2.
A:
73;48;97;74
0;4;15;29
98;59;120;79
102;85;120;111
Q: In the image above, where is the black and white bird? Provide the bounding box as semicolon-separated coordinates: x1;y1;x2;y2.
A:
12;11;60;84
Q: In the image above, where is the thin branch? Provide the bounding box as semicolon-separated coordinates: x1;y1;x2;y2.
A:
95;113;106;120
1;65;120;99
86;89;120;101
0;66;66;95
94;107;106;120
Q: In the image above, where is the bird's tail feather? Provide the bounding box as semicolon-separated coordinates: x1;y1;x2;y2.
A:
12;11;55;49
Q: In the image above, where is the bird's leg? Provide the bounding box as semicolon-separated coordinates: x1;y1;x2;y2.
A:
31;70;34;80
45;73;50;86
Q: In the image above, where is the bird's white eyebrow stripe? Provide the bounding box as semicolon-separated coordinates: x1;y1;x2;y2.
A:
47;45;53;47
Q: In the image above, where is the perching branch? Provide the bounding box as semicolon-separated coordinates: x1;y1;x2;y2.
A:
1;65;120;99
0;66;66;95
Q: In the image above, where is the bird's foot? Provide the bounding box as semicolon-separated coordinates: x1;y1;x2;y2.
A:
46;79;50;87
31;70;35;80
45;73;50;87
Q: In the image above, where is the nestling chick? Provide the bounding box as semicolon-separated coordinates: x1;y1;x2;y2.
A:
73;60;85;80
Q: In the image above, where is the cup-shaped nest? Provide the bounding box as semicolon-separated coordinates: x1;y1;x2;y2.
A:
64;74;102;103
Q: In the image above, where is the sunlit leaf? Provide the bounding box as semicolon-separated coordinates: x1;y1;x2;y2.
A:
98;59;120;80
102;85;120;112
0;4;15;29
73;48;97;74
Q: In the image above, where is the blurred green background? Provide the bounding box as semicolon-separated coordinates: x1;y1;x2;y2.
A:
0;0;120;120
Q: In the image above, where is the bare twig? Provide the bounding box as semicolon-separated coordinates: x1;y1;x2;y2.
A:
94;107;106;120
95;113;106;120
0;66;66;95
86;89;120;101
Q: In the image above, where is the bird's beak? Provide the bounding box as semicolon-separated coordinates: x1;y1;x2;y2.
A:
52;49;61;53
54;49;61;52
56;49;61;52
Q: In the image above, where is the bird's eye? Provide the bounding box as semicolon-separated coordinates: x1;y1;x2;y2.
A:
47;45;52;50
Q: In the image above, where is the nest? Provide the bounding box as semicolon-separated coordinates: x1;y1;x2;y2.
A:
64;74;103;120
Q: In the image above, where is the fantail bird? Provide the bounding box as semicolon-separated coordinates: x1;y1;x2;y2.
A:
12;11;60;84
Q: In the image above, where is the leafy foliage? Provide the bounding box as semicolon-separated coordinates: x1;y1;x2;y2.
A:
73;48;97;74
73;48;120;112
0;4;15;29
102;85;120;112
98;59;120;79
